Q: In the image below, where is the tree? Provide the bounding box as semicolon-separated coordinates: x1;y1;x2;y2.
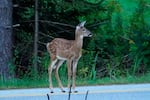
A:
0;0;13;79
12;0;108;78
34;0;39;75
11;0;150;79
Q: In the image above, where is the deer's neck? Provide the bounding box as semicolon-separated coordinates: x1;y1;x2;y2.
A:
74;33;83;50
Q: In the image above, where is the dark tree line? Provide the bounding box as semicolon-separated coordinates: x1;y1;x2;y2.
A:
1;0;150;81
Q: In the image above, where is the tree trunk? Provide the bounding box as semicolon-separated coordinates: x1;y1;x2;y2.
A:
0;0;13;79
34;0;39;74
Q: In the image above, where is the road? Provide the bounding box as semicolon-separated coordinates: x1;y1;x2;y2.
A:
0;84;150;100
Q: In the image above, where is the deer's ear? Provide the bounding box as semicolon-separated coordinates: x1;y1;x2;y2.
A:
76;21;86;29
80;21;86;27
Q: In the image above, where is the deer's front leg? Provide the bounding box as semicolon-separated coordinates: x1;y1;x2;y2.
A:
72;60;78;93
67;60;73;92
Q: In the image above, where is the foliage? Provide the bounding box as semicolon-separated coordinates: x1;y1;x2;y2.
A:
1;72;150;89
129;0;150;75
9;0;150;86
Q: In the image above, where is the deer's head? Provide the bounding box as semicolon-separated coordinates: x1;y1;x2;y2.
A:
76;21;92;38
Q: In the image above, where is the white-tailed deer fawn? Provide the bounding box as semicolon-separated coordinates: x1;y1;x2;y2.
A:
47;21;92;93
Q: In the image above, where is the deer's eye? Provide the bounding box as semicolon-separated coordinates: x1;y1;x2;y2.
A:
82;29;86;32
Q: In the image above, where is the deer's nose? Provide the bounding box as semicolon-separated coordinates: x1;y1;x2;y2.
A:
88;33;92;37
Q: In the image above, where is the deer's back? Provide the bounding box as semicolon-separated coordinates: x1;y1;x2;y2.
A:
47;38;74;55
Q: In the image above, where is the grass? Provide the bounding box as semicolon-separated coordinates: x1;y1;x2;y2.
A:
77;72;150;86
0;72;150;89
0;77;48;89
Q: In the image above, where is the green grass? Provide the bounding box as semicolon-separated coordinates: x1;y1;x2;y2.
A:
0;77;48;89
77;72;150;86
0;72;150;89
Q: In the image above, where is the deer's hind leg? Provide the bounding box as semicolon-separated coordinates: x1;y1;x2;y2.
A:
54;60;65;92
48;58;58;93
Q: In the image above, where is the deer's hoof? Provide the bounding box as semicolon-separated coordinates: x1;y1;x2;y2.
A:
62;90;66;93
74;90;78;93
50;91;54;93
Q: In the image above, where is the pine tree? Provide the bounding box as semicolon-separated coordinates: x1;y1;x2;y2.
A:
0;0;13;79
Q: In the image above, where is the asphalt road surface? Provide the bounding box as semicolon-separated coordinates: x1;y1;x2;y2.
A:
0;84;150;100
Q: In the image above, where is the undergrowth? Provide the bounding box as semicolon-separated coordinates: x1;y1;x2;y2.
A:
0;72;150;89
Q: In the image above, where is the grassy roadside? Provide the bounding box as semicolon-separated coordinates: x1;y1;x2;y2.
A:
0;72;150;89
77;72;150;86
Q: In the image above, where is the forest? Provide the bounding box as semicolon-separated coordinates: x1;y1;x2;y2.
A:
0;0;150;88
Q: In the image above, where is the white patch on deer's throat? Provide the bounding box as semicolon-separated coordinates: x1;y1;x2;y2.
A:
80;35;84;39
